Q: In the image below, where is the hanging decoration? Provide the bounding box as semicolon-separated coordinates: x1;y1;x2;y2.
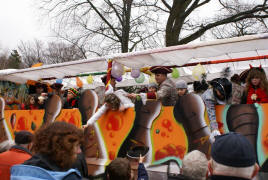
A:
86;75;93;84
131;68;140;78
135;73;145;83
111;61;124;79
116;76;122;82
192;64;206;80
171;68;180;79
76;77;83;88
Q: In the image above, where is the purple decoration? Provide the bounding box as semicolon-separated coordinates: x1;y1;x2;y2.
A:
131;68;140;78
111;62;124;79
116;76;122;82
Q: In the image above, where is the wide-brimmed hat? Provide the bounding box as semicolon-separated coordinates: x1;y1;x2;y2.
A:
150;66;172;74
126;146;149;159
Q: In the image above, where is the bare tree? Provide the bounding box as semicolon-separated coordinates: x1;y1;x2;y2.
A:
157;0;268;46
38;0;163;56
209;1;268;39
18;39;86;66
18;39;45;67
45;41;85;63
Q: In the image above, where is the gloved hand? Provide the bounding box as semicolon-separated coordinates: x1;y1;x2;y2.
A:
209;129;221;143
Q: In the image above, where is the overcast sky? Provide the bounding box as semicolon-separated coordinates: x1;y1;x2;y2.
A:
0;0;52;50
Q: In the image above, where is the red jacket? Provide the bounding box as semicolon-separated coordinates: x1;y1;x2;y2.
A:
247;85;268;104
0;146;32;180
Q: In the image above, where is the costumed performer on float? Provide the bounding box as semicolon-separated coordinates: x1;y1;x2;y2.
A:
201;68;232;142
241;66;268;104
85;75;134;126
127;66;177;106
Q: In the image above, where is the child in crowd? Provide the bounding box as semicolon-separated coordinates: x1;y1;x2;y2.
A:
63;88;80;109
201;77;232;142
25;95;38;110
242;67;268;104
176;79;188;97
147;83;157;93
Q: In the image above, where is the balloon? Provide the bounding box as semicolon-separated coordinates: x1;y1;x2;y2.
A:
172;68;180;79
131;68;140;78
56;79;63;84
192;64;206;80
149;74;156;83
116;76;122;82
76;77;83;88
135;73;145;83
87;75;93;84
111;62;124;79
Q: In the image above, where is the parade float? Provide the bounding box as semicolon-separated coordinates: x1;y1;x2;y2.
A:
0;33;268;176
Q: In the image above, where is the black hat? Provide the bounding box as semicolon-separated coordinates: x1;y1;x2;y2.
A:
211;132;256;167
150;66;172;74
51;83;63;90
210;78;232;100
14;130;34;145
127;146;149;159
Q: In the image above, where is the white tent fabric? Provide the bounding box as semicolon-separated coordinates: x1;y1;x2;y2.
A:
0;33;268;86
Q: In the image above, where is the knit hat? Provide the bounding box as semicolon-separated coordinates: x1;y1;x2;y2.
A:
148;83;158;88
14;131;34;145
211;132;256;167
176;80;187;89
68;88;79;97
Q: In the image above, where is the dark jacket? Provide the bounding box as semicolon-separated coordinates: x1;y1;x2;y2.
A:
72;153;88;178
210;175;250;180
22;154;81;180
137;163;148;180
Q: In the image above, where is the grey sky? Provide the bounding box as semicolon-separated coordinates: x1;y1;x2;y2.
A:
0;0;51;50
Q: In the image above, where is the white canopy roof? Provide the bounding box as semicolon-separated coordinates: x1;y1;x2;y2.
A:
1;33;268;87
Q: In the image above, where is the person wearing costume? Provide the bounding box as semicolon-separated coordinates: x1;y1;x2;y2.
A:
230;74;244;104
241;66;268;104
94;75;117;107
201;77;232;141
175;79;188;97
147;83;158;93
63;88;80;109
86;75;134;126
128;66;177;106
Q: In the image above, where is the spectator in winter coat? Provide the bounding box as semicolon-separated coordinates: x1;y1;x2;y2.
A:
208;132;259;180
0;130;33;180
11;122;83;180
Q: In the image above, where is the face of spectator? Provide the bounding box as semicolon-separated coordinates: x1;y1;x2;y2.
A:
177;89;187;97
251;77;261;86
72;142;81;160
155;73;167;84
148;87;157;93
